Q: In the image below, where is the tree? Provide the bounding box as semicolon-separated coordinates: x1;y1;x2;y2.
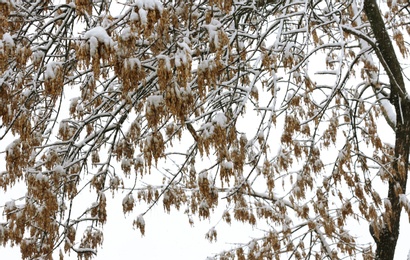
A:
0;0;409;259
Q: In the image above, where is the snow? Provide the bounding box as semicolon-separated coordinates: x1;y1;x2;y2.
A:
89;36;98;57
5;139;20;156
53;165;65;174
198;170;208;181
337;149;345;161
212;113;227;126
122;194;134;205
2;2;409;260
69;97;79;108
199;200;209;209
138;8;148;25
84;26;114;49
32;50;44;64
156;55;171;71
147;95;163;107
44;62;62;80
35;172;48;182
135;156;144;165
127;58;141;70
177;40;192;54
136;214;145;225
384;198;392;209
134;0;163;12
378;94;396;127
203;19;222;48
4;200;15;211
199;122;214;137
45;63;56;79
121;158;131;167
391;0;397;8
2;33;14;48
175;50;187;67
67;1;76;8
198;60;209;71
21;89;32;97
130;8;139;21
399;194;408;206
221;161;233;170
121;27;132;41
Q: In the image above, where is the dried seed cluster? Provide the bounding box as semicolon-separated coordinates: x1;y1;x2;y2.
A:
1;0;410;259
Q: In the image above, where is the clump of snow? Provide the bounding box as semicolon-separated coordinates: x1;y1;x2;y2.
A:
129;8;138;21
84;26;114;56
121;27;133;41
45;62;56;80
212;113;227;126
53;165;65;174
125;58;141;70
384;198;392;209
134;0;163;12
35;172;49;182
84;26;113;45
284;43;294;59
221;160;233;169
199;122;214;138
2;33;14;48
44;61;63;80
121;157;131;167
175;49;189;67
32;50;44;64
399;194;408;206
203;19;222;48
21;89;32;97
174;37;192;67
69;97;79;109
89;36;99;57
177;39;192;54
5;200;16;211
258;131;264;139
147;95;163;107
136;214;145;225
198;170;208;181
378;94;396;127
135;156;144;165
6;139;20;156
337;149;345;161
199;200;209;209
156;55;171;71
198;59;211;72
122;193;134;205
138;8;148;25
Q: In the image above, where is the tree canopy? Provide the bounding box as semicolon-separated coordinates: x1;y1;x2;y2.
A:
1;0;410;259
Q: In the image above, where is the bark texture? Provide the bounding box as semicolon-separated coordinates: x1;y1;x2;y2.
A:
363;0;410;259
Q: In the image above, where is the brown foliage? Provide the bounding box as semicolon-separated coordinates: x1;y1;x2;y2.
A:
0;0;409;259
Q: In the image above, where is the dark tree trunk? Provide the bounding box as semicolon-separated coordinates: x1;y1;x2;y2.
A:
363;0;410;259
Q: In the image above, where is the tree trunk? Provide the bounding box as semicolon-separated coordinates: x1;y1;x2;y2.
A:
363;0;410;259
